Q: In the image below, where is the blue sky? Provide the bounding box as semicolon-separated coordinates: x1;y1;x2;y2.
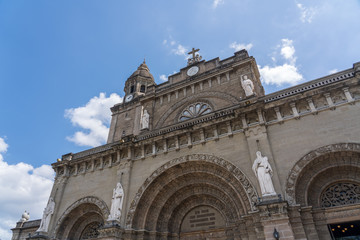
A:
0;0;359;239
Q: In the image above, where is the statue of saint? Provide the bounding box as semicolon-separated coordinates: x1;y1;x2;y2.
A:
252;151;276;196
141;108;149;129
37;197;55;232
108;182;124;221
241;75;255;97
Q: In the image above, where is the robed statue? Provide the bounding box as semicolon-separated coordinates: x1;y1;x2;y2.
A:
241;75;255;97
252;151;276;196
141;108;149;129
108;182;124;221
37;197;55;232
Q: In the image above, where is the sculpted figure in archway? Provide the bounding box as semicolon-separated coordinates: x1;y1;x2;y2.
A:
241;75;255;97
108;182;124;221
252;151;276;196
37;197;55;232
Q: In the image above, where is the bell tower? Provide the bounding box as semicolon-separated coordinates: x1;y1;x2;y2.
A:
123;60;155;103
107;60;156;143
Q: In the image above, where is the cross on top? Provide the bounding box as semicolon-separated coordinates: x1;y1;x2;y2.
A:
187;47;202;65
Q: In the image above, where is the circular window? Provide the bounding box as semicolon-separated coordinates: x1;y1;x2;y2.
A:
179;102;212;121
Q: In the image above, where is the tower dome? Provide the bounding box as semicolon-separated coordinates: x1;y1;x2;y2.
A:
130;61;154;80
124;60;155;100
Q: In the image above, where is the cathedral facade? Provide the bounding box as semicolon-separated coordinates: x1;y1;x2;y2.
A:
12;50;360;240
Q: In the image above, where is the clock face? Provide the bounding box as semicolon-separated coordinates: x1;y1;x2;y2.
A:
125;94;133;102
187;66;199;76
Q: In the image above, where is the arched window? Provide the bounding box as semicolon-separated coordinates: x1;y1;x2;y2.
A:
179;102;212;121
140;85;146;93
130;85;135;93
320;182;360;208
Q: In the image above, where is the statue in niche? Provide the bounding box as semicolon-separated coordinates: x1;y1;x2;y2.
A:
241;75;255;97
108;182;124;221
252;151;276;196
140;108;149;129
37;197;55;232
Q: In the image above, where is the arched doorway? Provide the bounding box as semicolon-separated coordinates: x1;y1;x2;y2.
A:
286;143;360;239
126;154;259;239
53;196;109;240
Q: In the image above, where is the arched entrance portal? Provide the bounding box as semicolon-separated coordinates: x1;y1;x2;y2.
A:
53;196;109;240
286;143;360;239
126;154;259;239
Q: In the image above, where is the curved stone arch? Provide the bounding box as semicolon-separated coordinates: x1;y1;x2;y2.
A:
149;182;239;231
52;196;109;238
158;189;237;233
304;164;360;206
143;170;248;230
155;91;240;128
126;154;258;228
285;143;360;205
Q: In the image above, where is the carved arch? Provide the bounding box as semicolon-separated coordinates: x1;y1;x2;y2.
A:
155;91;240;128
125;154;258;231
53;196;109;238
285;143;360;205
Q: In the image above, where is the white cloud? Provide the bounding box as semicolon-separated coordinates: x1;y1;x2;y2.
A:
65;93;122;147
229;42;253;52
0;137;54;240
0;137;8;161
329;69;338;74
259;64;303;86
171;44;188;57
213;0;224;8
280;39;296;64
159;74;168;82
163;37;189;59
259;38;303;86
296;2;317;23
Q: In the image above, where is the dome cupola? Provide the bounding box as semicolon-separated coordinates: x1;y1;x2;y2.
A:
124;60;155;102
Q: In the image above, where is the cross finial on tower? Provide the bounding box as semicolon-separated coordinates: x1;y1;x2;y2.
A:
187;47;202;66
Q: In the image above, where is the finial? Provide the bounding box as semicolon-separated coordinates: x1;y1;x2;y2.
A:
187;47;202;66
143;57;146;64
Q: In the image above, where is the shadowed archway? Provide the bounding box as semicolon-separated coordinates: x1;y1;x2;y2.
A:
126;154;258;238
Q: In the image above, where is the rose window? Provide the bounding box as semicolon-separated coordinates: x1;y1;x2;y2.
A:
320;182;360;208
179;102;212;121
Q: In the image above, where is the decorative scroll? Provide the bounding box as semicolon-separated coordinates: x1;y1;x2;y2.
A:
80;222;102;239
321;182;360;208
179;102;212;121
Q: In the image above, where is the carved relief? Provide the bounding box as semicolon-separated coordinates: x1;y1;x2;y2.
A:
321;182;360;208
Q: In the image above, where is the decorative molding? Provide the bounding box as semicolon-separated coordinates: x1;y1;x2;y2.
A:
264;71;354;103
